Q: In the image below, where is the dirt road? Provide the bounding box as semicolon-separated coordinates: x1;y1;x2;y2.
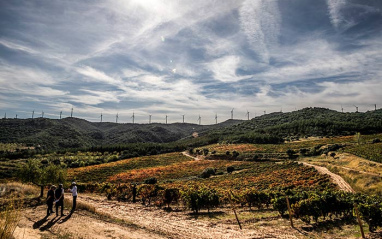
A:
301;162;355;193
77;194;301;239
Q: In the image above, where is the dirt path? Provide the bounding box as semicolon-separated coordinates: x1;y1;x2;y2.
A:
77;194;301;239
182;151;205;160
13;203;165;239
301;162;355;193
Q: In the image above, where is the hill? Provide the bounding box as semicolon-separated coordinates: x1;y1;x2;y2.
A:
207;107;382;142
0;117;243;150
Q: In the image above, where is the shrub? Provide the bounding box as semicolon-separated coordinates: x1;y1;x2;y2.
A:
200;168;216;178
227;166;235;174
144;177;157;184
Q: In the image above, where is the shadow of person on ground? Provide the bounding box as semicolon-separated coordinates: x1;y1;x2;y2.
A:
32;215;49;229
39;216;61;231
58;212;73;224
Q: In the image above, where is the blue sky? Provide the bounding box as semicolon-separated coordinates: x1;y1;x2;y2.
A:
1;0;381;124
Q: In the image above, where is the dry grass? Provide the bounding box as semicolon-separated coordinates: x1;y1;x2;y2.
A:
0;182;39;198
0;195;22;239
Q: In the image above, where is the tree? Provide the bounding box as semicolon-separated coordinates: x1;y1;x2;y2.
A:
17;160;66;197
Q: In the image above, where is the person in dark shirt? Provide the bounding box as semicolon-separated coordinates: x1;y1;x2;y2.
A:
46;185;55;216
55;184;65;216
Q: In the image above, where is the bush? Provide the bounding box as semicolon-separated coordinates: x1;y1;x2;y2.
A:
232;151;239;158
202;148;209;156
144;177;158;184
200;168;216;178
227;166;235;174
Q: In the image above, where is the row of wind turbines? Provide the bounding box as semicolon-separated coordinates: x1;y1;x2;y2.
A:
103;108;249;125
2;104;378;124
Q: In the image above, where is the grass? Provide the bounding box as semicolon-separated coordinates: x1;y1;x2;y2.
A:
0;193;23;239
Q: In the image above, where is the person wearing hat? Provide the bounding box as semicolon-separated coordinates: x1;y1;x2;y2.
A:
55;184;65;216
46;185;56;216
69;182;77;213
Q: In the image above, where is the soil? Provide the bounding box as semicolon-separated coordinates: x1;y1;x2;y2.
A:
13;193;303;239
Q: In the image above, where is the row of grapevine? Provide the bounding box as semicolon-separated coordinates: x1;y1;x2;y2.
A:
78;182;382;232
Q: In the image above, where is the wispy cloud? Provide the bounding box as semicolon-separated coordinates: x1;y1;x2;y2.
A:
0;0;381;123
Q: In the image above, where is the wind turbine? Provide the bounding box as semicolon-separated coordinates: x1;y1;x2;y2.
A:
100;113;103;122
32;110;34;119
341;105;344;113
71;108;73;117
116;113;119;123
3;113;6;119
60;111;62;119
197;115;201;125
131;112;135;124
149;114;152;124
41;111;44;118
181;114;185;123
231;108;234;120
165;115;168;124
246;110;250;120
215;113;218;124
353;105;358;113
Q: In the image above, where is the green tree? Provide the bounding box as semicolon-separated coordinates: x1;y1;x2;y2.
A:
17;160;66;197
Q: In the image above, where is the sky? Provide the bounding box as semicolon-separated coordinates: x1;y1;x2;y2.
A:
0;0;381;124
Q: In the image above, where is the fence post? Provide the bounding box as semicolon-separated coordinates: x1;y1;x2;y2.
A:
354;204;365;239
229;191;242;230
286;196;294;228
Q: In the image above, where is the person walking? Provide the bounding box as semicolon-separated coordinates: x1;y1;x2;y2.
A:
55;184;65;216
69;182;77;213
46;185;55;216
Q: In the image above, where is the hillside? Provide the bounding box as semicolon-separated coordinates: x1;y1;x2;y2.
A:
208;107;382;141
0;117;243;150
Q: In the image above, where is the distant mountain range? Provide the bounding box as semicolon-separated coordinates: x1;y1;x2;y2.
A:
1;107;381;150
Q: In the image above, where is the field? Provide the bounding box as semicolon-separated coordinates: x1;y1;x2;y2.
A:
1;135;382;238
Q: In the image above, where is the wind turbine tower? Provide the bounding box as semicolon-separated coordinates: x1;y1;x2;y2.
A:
182;114;185;123
341;105;344;113
264;110;266;115
60;111;62;119
71;108;73;117
15;114;17;119
165;115;168;124
246;110;250;120
132;112;135;124
41;111;44;118
375;104;377;111
198;115;201;125
149;115;152;124
215;113;217;124
353;105;358;113
32;110;34;119
3;113;6;119
116;113;119;123
100;113;103;122
231;108;234;120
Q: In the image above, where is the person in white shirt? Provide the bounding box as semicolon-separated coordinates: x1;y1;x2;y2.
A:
69;181;78;213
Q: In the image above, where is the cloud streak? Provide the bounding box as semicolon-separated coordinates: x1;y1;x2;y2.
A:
0;0;381;124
